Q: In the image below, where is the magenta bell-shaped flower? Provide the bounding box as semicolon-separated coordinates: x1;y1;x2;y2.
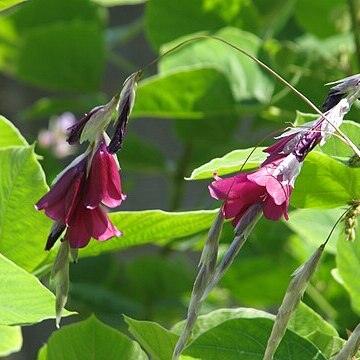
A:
210;94;355;228
36;139;125;249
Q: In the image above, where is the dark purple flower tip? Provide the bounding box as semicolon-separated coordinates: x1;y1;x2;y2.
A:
67;106;103;144
83;142;126;209
65;205;122;248
322;74;360;111
322;89;344;112
106;103;129;154
45;221;66;250
107;71;142;154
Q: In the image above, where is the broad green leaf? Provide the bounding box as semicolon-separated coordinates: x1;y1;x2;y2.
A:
289;302;343;358
286;208;343;254
172;308;273;337
37;345;47;360
45;315;147;360
0;146;51;272
133;67;240;164
172;304;341;358
0;0;105;92
0;115;27;147
125;316;178;360
320;120;360;158
133;67;236;119
145;0;258;49
291;151;360;209
0;325;22;356
77;209;219;259
0;0;26;12
0;0;104;30
337;233;360;315
183;317;326;359
159;28;274;103
17;22;105;92
186;147;267;180
0;253;72;325
295;0;347;38
93;0;146;5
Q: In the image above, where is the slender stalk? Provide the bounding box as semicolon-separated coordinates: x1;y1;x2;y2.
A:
348;0;360;70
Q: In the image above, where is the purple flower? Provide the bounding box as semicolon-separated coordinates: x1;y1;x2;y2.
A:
209;155;300;226
36;140;125;249
210;96;352;227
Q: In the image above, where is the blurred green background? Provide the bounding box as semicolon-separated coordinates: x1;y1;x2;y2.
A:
1;0;360;359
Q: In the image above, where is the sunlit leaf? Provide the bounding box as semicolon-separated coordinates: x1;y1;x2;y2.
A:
93;0;146;5
289;302;343;358
183;317;326;359
186;147;266;180
125;316;178;360
320;120;360;158
0;145;51;271
0;253;73;325
0;0;26;12
44;315;147;360
291;151;360;209
0;116;27;147
286;208;343;254
0;325;22;356
76;209;219;259
171;307;273;337
337;233;360;316
145;0;259;49
133;67;236;119
159;28;274;103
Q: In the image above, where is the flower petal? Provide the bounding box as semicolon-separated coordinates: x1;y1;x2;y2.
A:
262;196;285;221
83;143;124;209
35;161;86;222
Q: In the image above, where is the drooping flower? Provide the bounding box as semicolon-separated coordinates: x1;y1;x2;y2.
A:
210;154;300;225
210;89;356;227
36;138;125;248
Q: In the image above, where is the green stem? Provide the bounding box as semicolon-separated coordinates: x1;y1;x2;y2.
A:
348;0;360;70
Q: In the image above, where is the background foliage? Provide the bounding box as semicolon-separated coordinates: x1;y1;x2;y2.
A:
1;0;360;359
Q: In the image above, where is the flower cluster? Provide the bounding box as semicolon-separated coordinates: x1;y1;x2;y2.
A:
36;139;125;249
36;71;141;250
209;96;353;226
